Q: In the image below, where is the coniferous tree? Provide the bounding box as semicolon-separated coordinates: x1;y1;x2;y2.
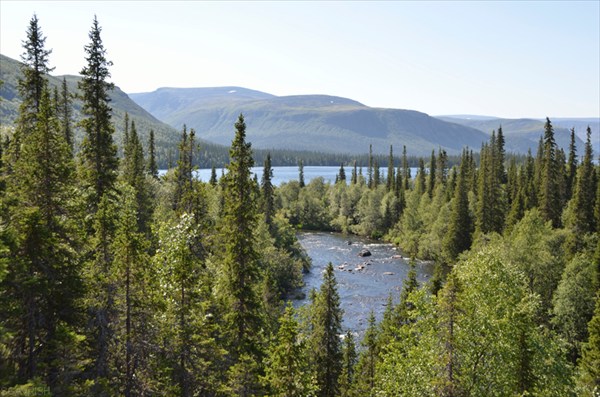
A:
339;331;357;397
298;159;305;188
566;128;578;201
310;263;343;397
262;304;315;396
538;118;561;227
568;127;596;235
209;165;218;186
387;145;395;192
436;148;448;188
147;129;158;179
402;145;411;190
415;158;426;196
351;160;357;185
443;149;473;263
58;77;73;154
352;312;378;396
122;120;153;236
112;184;154;396
372;159;380;188
262;153;274;231
367;144;373;189
338;163;346;183
221;114;264;393
2;86;81;392
78;16;118;214
16;15;53;131
427;150;436;198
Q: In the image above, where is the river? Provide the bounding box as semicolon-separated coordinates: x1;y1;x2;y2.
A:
295;232;433;337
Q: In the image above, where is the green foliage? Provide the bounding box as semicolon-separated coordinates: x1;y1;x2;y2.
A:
552;254;598;362
77;16;119;214
261;304;316;396
577;294;600;395
308;263;343;397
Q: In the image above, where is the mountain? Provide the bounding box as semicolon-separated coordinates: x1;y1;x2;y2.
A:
437;115;597;154
0;53;231;167
130;87;492;156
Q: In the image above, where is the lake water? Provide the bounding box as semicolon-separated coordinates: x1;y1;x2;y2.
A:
161;166;418;186
295;232;433;337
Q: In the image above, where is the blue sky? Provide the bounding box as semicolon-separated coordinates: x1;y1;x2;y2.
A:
1;1;598;118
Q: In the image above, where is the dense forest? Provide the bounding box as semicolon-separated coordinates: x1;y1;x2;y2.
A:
1;15;599;397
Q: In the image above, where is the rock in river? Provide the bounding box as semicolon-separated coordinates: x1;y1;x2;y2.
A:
358;249;372;257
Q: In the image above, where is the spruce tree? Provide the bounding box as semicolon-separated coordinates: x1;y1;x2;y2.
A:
58;77;73;154
339;331;357;397
538;118;561;227
221;114;264;391
351;160;357;185
368;144;374;189
17;14;53;129
402;145;411;190
78;16;118;213
443;149;473;262
436;148;448;188
298;159;305;188
310;263;343;397
566;128;578;201
372;159;380;188
147;129;158;179
352;312;378;396
261;153;274;230
387;145;395;192
262;304;315;396
568;127;596;235
209;165;218;186
427;149;436;198
338;163;346;183
2;86;81;392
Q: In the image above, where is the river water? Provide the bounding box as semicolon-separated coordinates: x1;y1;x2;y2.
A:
295;232;433;337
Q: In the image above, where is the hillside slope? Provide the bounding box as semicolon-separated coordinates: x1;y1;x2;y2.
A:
437;116;594;154
130;87;491;156
0;53;231;166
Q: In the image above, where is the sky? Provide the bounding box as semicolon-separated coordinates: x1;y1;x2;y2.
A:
1;0;599;119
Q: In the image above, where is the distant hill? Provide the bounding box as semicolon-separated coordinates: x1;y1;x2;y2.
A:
438;115;597;154
130;87;492;156
0;53;231;167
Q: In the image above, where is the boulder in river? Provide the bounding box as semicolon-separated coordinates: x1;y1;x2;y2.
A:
358;249;372;257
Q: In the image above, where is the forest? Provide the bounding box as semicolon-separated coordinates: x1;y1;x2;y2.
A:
1;15;599;397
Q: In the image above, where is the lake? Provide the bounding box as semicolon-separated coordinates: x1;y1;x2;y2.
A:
295;232;433;337
161;166;419;186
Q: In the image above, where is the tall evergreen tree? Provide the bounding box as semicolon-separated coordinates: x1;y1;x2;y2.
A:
367;144;374;189
310;263;343;397
427;149;436;198
298;159;305;188
436;148;448;188
578;294;600;394
402;145;411;190
147;129;158;179
262;304;315;396
78;16;118;213
352;312;378;396
351;160;358;185
443;149;473;262
338;163;346;183
538;118;561;227
566;128;578;201
339;331;357;397
221;114;264;393
2;86;81;392
261;153;275;230
387;145;395;192
58;77;73;154
372;159;380;188
17;14;53;129
568;127;596;235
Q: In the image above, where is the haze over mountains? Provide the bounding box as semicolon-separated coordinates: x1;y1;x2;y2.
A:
131;86;594;156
